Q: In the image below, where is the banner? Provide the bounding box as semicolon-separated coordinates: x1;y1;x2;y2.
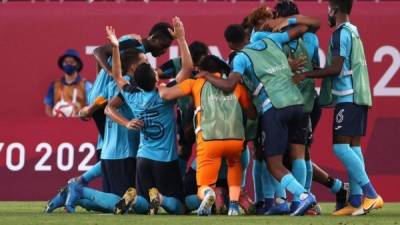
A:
0;2;399;201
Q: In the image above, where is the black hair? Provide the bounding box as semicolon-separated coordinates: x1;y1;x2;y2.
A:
274;0;299;18
189;41;209;66
224;24;246;44
134;63;156;92
328;0;353;14
120;49;142;75
149;22;174;41
199;55;231;75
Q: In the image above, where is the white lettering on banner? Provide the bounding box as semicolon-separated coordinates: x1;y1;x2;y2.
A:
373;46;400;96
0;142;96;172
57;143;74;171
35;143;52;171
318;48;326;68
78;143;96;171
6;143;25;172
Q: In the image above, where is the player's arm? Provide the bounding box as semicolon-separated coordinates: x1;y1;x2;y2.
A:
293;56;344;83
171;17;193;83
93;44;113;75
106;26;129;90
105;95;144;130
158;78;193;100
78;97;107;120
201;72;242;93
294;29;347;83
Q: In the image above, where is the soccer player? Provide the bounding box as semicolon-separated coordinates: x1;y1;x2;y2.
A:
87;22;175;171
293;0;383;216
45;49;148;214
158;54;257;216
199;21;318;216
106;17;191;215
156;41;210;176
272;0;350;214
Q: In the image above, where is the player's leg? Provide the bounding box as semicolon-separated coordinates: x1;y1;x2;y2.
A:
238;145;255;215
183;167;202;212
288;110;309;213
262;106;316;216
253;158;266;214
153;159;185;215
332;104;382;216
196;141;221;216
224;140;244;216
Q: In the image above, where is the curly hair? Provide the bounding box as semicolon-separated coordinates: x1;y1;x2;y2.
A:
247;5;274;30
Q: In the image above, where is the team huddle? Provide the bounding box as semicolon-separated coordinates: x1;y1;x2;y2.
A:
44;0;384;217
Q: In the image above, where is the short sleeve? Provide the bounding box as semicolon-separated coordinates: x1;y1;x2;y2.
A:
231;53;250;75
331;28;351;58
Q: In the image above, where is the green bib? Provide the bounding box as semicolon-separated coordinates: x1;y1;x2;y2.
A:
195;82;245;141
241;38;303;109
245;118;258;141
283;38;316;113
319;25;372;107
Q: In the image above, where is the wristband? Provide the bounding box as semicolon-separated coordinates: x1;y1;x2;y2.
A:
288;17;297;25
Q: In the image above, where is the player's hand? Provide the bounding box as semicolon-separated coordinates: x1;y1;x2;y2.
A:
169;16;185;40
288;54;307;73
106;26;119;47
292;74;306;85
125;119;144;130
78;107;91;121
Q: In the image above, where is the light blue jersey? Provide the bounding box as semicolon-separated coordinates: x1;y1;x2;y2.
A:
99;76;139;160
88;35;146;149
232;33;290;113
330;22;356;103
121;89;178;162
302;32;320;67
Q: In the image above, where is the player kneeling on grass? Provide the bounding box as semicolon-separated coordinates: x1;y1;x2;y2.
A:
107;18;193;215
45;47;147;215
158;55;257;216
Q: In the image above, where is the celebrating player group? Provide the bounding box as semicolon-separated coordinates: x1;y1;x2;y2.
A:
44;0;384;217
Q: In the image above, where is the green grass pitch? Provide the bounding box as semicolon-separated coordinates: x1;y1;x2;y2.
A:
0;202;399;225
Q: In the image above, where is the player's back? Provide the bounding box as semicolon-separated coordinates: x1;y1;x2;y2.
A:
121;89;178;162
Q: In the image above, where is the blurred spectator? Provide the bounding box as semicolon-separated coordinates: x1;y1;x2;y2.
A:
44;49;92;117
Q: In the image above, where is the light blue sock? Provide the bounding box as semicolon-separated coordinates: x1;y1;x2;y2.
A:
305;160;313;192
161;196;184;215
252;160;265;203
240;146;251;188
280;174;306;198
330;178;343;194
261;161;275;199
81;187;120;212
77;199;109;213
292;159;306;201
333;144;370;186
81;162;102;185
271;176;287;199
131;195;149;214
349;146;364;196
185;194;201;211
351;146;377;198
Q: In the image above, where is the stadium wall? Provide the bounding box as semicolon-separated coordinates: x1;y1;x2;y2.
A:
0;2;399;201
